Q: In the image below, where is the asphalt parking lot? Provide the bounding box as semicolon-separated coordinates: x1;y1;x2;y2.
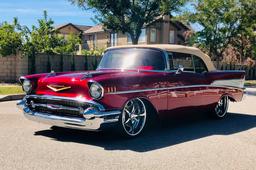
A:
0;89;255;170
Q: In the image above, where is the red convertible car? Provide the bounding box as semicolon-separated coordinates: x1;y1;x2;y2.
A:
17;45;245;137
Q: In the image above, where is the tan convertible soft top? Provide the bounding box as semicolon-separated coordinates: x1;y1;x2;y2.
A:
107;44;216;71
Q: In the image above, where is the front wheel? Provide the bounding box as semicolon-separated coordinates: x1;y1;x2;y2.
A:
119;98;147;137
211;96;229;119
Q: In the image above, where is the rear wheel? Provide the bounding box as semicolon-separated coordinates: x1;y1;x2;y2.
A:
212;96;229;119
119;98;147;137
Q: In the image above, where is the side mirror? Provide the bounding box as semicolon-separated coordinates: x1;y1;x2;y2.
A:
176;65;184;74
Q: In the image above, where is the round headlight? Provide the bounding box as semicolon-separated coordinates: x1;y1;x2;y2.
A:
89;82;103;99
22;80;32;94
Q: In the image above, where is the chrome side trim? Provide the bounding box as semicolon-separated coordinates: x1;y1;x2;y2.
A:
107;84;245;95
211;78;245;89
26;95;105;111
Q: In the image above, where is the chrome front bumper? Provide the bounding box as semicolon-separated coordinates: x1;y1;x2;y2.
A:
17;96;121;131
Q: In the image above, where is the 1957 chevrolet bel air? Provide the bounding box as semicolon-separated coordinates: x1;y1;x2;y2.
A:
17;45;245;137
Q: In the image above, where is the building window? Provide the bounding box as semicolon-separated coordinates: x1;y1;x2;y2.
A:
150;28;157;43
169;30;175;44
139;29;146;42
110;33;118;46
127;29;146;43
93;34;97;49
127;34;132;43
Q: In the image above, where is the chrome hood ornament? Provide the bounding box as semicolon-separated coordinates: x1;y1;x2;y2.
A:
47;84;71;92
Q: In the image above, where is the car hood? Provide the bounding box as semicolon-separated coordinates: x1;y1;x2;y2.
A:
35;69;154;99
38;69;140;82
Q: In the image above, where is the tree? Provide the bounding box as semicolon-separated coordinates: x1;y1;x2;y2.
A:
0;18;22;56
69;0;188;44
0;11;82;72
19;11;61;73
21;10;82;56
185;0;256;65
55;34;82;54
29;11;61;54
17;11;82;73
231;0;256;61
187;0;241;66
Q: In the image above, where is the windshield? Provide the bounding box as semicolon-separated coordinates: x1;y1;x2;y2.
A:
97;48;166;70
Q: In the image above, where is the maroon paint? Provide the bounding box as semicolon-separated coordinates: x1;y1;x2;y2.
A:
22;68;245;118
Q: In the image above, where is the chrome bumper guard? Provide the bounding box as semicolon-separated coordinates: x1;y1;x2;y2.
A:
17;95;121;130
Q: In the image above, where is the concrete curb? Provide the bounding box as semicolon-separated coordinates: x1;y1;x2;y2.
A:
0;94;25;102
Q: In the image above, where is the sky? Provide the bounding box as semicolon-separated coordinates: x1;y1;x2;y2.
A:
0;0;200;31
0;0;95;27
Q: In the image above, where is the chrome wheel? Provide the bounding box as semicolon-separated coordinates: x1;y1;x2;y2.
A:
214;96;229;118
121;98;147;137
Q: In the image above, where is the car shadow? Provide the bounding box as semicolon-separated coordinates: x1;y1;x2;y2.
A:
246;91;256;96
34;112;256;152
245;87;256;96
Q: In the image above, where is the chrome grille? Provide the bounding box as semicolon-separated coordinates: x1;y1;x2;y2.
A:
36;106;83;118
25;95;94;118
28;97;90;108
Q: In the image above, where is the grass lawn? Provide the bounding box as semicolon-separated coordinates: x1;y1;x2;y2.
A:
245;80;256;87
0;85;23;95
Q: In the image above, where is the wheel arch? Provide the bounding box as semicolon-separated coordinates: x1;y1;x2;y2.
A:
221;93;236;102
120;96;159;116
138;97;159;119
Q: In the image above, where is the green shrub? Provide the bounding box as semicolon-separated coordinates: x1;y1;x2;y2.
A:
0;21;22;56
81;49;105;57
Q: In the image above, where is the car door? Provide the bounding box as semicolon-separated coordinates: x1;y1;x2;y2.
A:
166;52;209;111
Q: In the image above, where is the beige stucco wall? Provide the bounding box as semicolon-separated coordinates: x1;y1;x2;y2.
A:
97;32;109;49
84;20;188;50
86;32;109;49
57;25;81;35
117;32;128;46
